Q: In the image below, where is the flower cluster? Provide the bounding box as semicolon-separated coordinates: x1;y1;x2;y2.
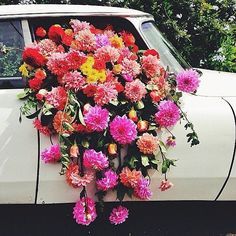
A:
19;19;200;226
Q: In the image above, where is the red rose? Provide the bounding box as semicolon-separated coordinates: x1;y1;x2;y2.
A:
48;25;65;44
144;49;160;59
35;27;46;38
22;47;46;68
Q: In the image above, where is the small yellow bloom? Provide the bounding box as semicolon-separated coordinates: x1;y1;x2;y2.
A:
97;70;106;83
110;35;124;48
86;69;99;83
113;64;122;74
19;63;29;78
86;56;95;65
65;29;73;36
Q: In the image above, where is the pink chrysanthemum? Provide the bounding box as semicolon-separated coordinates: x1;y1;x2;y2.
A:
176;69;200;93
166;136;176;147
83;149;109;170
109;206;129;225
45;86;67;110
155;100;180;127
141;55;162;78
73;197;97;226
94;82;118;106
134;177;152;200
96;169;118;191
62;71;85;91
124;79;147;102
75;29;96;51
95;45;120;63
84;105;110;132
109;115;137;145
70;19;90;32
41;144;61;163
136;133;159;154
121;58;141;80
66;163;94;188
38;39;58;57
159;180;174;191
33;118;51;136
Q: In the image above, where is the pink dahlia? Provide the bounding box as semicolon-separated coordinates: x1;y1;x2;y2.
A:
109;206;129;225
141;54;162;78
84;105;110;132
45;86;67;110
96;169;118;191
70;19;90;32
109;115;137;145
62;71;85;91
94;82;118;106
41;144;61;163
73;197;97;226
95;45;120;63
176;69;200;93
33;118;51;136
83;149;109;170
121;58;141;80
124;79;147;102
66;163;94;188
159;180;174;191
155;100;180;127
136;133;159;154
75;29;96;51
134;177;152;200
38;39;59;57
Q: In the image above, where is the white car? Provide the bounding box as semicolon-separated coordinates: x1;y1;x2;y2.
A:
0;4;236;205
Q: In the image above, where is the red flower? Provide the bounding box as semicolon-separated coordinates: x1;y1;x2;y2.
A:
35;27;47;38
29;77;43;90
48;25;65;44
22;47;46;68
115;82;124;93
35;69;46;80
73;123;86;133
66;51;86;70
33;118;51;136
62;34;73;46
144;49;160;59
93;58;106;70
83;84;97;97
131;44;139;53
121;31;135;46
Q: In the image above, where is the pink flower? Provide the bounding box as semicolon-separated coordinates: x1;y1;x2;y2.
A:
134;178;152;200
136;133;159;154
95;45;120;63
75;29;96;51
166;136;176;147
124;79;147;102
109;115;137;145
70;19;90;32
159;180;174;191
38;39;58;57
45;86;67;110
73;197;97;226
83;149;109;170
96;169;118;191
62;71;85;92
41;144;61;163
121;58;141;80
33;118;51;136
84;105;110;132
109;206;129;225
94;82;118;106
155;100;180;127
141;54;161;78
176;69;200;93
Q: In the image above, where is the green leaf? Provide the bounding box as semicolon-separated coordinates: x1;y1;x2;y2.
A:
129;156;138;168
78;108;86;126
17;89;30;99
141;155;150;167
159;141;167;153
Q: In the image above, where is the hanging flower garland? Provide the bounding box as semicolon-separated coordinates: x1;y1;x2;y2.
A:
18;19;200;226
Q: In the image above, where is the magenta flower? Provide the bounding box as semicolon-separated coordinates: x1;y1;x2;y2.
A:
109;206;129;225
83;149;109;170
134;177;152;200
166;136;176;147
124;79;147;102
109;115;137;145
84;105;110;132
155;100;180;127
96;169;118;191
73;197;97;226
41;144;61;163
176;69;200;93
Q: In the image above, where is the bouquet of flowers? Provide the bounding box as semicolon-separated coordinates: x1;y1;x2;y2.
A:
18;19;200;226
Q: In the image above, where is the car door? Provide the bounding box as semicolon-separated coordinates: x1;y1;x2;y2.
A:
0;19;38;203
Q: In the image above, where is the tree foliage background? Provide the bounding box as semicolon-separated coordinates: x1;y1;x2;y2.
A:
1;0;235;72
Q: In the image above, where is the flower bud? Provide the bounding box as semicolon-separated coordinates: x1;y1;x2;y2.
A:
70;143;79;158
83;103;91;115
137;120;149;132
128;108;138;122
108;143;117;156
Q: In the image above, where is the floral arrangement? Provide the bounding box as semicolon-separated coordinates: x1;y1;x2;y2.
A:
18;19;200;226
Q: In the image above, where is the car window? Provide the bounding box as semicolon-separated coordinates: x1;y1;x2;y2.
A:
0;20;25;89
141;21;191;73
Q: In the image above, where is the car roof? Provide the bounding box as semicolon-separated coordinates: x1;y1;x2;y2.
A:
0;4;151;18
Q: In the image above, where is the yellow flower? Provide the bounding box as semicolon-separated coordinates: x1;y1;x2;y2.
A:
19;63;29;78
110;35;124;48
113;64;122;74
97;70;106;83
80;63;92;75
86;69;99;83
86;56;95;65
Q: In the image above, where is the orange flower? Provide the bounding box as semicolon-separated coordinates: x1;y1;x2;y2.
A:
136;133;159;154
119;167;142;188
70;143;79;158
53;111;73;134
108;143;117;156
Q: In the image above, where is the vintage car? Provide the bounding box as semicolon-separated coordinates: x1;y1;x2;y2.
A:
0;4;236;205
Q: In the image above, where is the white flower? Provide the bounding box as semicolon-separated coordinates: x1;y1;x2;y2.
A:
212;5;219;11
176;13;183;19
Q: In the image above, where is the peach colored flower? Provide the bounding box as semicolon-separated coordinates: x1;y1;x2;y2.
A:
53;111;73;134
119;167;142;188
136;133;159;154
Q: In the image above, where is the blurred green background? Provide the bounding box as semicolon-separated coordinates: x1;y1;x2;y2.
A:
1;0;235;72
